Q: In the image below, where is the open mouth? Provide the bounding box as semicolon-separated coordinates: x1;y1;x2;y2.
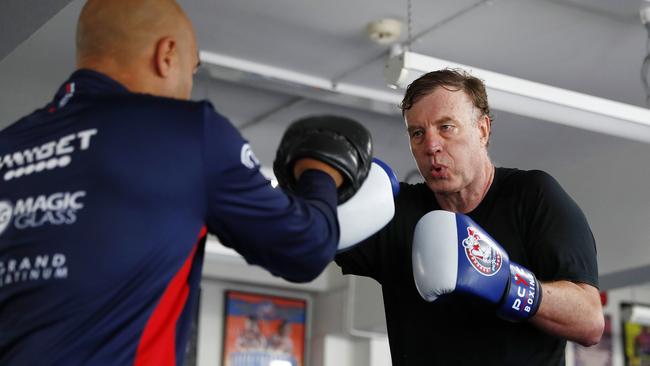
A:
430;164;447;178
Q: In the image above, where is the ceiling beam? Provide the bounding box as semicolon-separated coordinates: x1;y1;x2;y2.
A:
600;264;650;290
199;50;403;117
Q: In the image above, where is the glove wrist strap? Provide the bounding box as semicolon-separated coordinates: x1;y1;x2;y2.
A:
496;263;543;322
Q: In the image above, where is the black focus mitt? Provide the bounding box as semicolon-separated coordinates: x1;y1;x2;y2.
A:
273;115;373;203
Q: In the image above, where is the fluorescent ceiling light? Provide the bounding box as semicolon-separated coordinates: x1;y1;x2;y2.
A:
386;51;650;143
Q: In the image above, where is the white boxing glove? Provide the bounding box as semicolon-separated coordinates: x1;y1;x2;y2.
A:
337;158;399;252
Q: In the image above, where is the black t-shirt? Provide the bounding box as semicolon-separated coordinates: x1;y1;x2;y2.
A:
335;167;598;366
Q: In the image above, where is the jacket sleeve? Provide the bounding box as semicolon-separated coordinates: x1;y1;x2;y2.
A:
200;103;339;282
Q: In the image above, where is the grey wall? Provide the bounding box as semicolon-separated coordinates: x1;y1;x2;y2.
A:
0;0;75;62
0;0;80;126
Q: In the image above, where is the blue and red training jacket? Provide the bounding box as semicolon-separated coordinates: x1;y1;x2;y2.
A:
0;70;339;365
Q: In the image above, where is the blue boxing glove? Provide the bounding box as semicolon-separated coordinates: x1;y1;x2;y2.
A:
336;158;399;252
412;210;543;322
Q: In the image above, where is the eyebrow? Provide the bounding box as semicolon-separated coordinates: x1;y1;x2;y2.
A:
406;125;422;134
407;116;455;132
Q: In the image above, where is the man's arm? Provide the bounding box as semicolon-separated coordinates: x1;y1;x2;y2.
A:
202;106;341;283
531;281;604;347
412;210;604;344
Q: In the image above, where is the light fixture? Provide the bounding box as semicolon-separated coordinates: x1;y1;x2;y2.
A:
385;50;650;143
622;304;650;325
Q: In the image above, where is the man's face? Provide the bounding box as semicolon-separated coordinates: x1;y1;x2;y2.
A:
404;87;490;195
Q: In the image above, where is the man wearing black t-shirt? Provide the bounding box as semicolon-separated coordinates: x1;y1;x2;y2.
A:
335;69;604;365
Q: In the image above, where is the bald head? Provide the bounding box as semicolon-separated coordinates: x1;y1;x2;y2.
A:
77;0;199;99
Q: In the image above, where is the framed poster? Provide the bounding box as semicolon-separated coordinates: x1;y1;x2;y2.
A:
623;306;650;366
222;290;307;366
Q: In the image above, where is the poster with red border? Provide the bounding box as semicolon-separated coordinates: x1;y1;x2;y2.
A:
222;290;306;366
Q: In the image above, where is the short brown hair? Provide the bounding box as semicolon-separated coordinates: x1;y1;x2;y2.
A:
400;68;493;123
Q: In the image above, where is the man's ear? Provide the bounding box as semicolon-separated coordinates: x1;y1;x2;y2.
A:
153;36;176;78
478;115;491;146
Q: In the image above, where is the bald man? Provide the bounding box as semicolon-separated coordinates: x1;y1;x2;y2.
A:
76;0;200;100
0;1;346;365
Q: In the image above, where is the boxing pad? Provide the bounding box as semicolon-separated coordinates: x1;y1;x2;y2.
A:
412;210;542;322
336;158;399;252
273;115;372;203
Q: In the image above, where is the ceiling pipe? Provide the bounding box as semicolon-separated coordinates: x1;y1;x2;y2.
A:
199;50;402;116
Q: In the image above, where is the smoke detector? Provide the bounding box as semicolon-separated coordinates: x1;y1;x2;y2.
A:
366;18;402;45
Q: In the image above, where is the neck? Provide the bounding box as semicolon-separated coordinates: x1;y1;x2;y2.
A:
434;159;495;214
77;57;155;95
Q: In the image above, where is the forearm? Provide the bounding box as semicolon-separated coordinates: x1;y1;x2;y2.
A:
530;281;604;346
268;170;340;282
294;158;344;187
211;169;339;283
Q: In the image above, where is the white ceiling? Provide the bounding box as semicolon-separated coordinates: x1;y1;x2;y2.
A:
1;0;650;287
184;0;648;106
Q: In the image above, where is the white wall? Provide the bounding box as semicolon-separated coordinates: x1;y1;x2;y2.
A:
197;242;392;366
196;268;392;366
310;334;390;366
369;337;392;366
